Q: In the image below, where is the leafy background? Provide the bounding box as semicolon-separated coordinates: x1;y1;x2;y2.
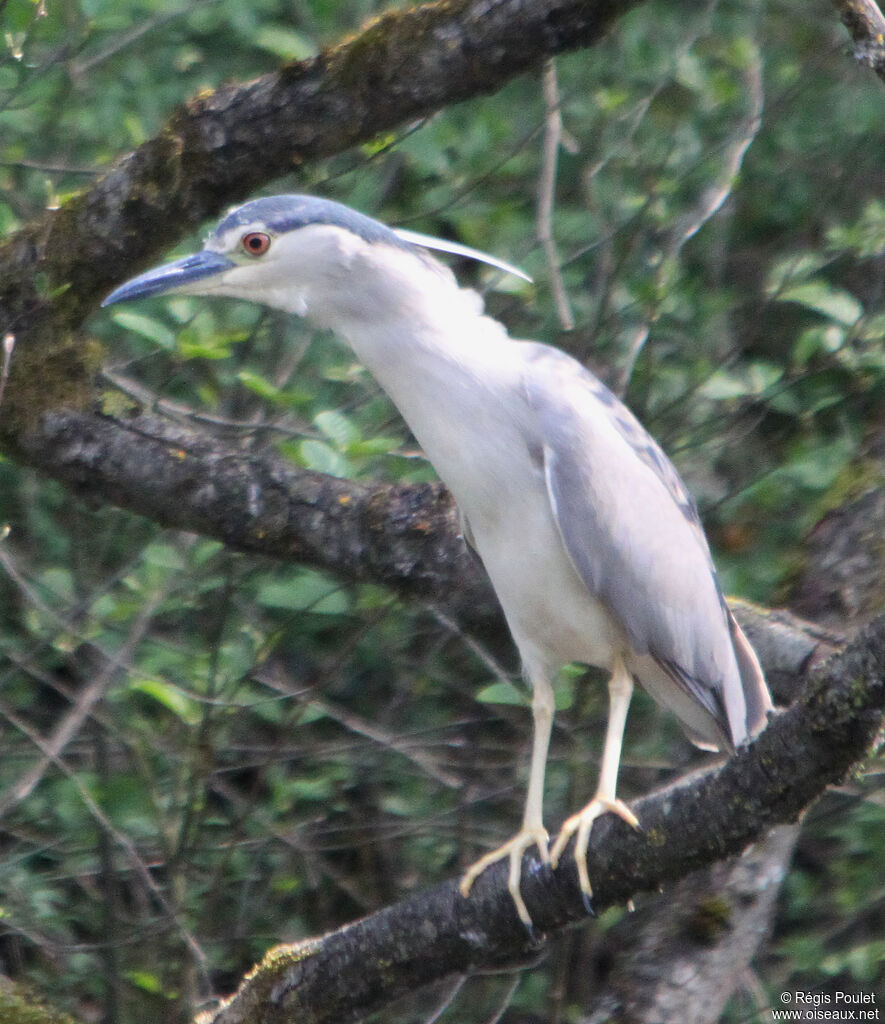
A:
0;0;883;1020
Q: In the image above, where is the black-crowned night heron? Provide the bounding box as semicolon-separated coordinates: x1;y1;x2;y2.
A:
104;195;773;927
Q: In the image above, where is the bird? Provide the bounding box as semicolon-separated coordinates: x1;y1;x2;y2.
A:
103;194;773;928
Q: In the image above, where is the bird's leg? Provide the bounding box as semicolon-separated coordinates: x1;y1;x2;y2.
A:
549;658;639;909
460;670;554;928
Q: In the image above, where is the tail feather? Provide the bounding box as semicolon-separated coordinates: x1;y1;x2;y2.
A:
728;611;773;744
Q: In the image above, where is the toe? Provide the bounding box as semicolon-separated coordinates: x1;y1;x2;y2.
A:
460;826;549;919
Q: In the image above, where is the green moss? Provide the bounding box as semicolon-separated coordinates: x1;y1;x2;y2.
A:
0;326;103;445
197;938;323;1022
98;387;140;419
819;458;885;516
645;826;668;847
0;980;79;1024
327;0;466;91
684;895;733;945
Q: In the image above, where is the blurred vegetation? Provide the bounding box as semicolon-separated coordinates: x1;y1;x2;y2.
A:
0;0;883;1021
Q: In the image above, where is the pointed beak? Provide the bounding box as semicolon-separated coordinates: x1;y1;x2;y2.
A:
102;250;236;307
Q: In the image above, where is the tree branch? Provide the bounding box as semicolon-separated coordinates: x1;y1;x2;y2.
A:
0;0;641;386
198;614;884;1024
0;0;650;538
577;825;799;1024
832;0;885;82
13;407;501;623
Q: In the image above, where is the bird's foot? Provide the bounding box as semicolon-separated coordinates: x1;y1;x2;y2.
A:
549;797;640;912
459;825;549;929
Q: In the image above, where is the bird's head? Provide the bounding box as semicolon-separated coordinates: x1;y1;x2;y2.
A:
102;195;529;328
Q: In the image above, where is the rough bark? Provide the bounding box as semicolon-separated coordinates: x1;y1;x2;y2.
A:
832;0;885;82
14;407;503;625
0;5;879;1024
196;614;884;1024
578;826;799;1024
0;0;642;447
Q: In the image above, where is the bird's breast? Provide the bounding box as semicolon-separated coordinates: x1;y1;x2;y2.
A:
412;401;622;671
464;483;624;672
345;321;624;671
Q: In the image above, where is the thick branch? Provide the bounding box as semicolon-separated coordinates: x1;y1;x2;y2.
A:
0;0;639;342
833;0;885;81
14;409;836;678
578;825;799;1024
197;614;884;1024
13;407;501;622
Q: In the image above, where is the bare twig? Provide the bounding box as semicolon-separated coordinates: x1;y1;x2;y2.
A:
485;974;522;1024
671;45;764;249
257;663;462;789
0;583;162;820
0;158;100;175
537;62;575;331
423;974;467;1024
101;367;318;440
613;39;764;394
68;0;224;78
0;697;211;980
0;332;14;410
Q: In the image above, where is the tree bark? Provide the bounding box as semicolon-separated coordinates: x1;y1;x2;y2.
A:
832;0;885;82
0;0;643;442
198;613;884;1024
577;826;799;1024
0;4;881;1023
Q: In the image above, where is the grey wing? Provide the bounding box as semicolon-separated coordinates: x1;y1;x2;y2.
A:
521;343;754;746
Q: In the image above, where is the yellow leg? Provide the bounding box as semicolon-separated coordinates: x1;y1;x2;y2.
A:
549;658;640;905
460;668;554;927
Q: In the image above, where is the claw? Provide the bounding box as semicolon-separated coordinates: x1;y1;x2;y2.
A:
549;797;640;910
460;826;549;929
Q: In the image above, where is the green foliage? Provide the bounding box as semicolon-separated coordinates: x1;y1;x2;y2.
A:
1;0;883;1020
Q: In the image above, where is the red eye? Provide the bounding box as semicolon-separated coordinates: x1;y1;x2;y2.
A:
242;232;271;256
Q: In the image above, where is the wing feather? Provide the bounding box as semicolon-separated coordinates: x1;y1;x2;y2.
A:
522;343;754;745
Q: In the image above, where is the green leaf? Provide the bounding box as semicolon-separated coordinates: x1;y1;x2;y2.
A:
779;280;862;326
253;26;317;61
765;253;829;294
699;362;781;400
314;409;360;450
827;199;885;259
237;369;281;400
130;678;201;726
349;436;402;457
142;542;186;570
38;567;75;603
177;339;233;360
792;325;844;365
298;439;351;477
124;970;166;995
476;681;527;706
111;310;176;349
256;570;350;615
553;674;575;711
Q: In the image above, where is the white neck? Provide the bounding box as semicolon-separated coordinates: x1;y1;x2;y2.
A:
309;244;522;491
309;243;509;394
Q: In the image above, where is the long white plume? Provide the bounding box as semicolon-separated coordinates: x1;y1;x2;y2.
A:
393;227;533;283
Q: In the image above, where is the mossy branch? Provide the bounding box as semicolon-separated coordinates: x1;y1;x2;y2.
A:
197;614;884;1024
0;0;641;440
832;0;885;80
